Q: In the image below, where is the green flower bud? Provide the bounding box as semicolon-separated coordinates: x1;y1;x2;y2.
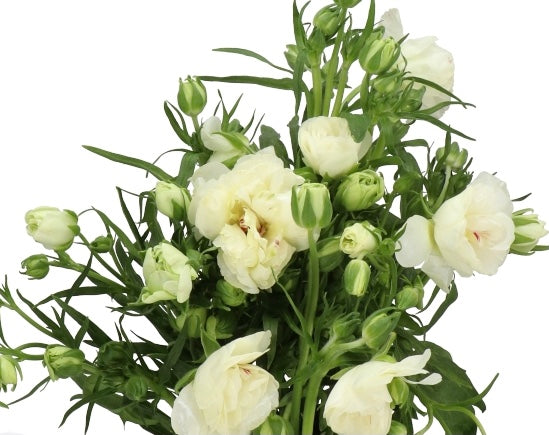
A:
511;209;548;254
313;5;342;38
256;414;294;435
293;166;319;183
388;420;408;435
155;181;191;221
90;234;114;253
21;254;50;279
176;307;207;338
96;342;133;370
291;183;332;229
372;70;404;94
317;236;345;272
435;142;468;170
124;375;149;401
43;345;85;380
399;86;425;112
362;312;400;349
215;280;247;307
340;221;381;259
396;284;424;310
388;377;409;406
335;0;361;7
206;312;237;339
344;259;371;296
0;355;19;386
335;170;385;211
284;44;299;70
359;37;401;75
177;76;207;117
393;172;423;194
25;206;79;251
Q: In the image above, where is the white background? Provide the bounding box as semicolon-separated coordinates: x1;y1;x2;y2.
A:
1;1;548;434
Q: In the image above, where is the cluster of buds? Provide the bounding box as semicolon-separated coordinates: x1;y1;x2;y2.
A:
435;142;468;171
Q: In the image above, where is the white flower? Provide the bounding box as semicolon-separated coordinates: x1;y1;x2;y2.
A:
25;206;79;251
396;172;515;291
155;181;190;221
298;116;372;179
189;148;310;293
200;116;245;163
381;9;454;118
141;242;198;304
171;331;279;435
340;222;379;259
324;350;440;435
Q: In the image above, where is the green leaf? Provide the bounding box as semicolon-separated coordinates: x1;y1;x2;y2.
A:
117;187;146;251
213;47;292;74
163;101;191;144
403;76;474;109
158;330;187;385
8;377;50;406
83;146;173;181
340;113;372;142
401;113;475;141
200;328;220;357
93;208;142;262
175;152;201;187
199;75;294;91
262;315;279;369
259;125;291;166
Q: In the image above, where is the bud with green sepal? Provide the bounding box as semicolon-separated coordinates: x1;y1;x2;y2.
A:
340;221;382;259
255;414;294;435
335;0;361;7
206;312;237;339
291;183;332;229
284;44;300;70
96;341;133;371
154;181;191;221
124;375;149;401
362;311;401;349
177;307;208;338
396;283;424;310
344;259;371;296
90;234;114;253
177;76;207;117
388;421;408;435
372;69;404;95
43;345;85;380
313;4;343;38
398;85;425;113
0;355;19;387
293;166;319;183
435;142;469;171
317;236;345;272
359;37;401;75
335;170;385;211
215;280;247;307
25;206;80;251
511;209;548;254
388;377;409;406
21;254;50;279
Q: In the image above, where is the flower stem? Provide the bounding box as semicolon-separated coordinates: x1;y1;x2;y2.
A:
301;371;324;434
322;13;347;116
311;60;323;117
432;165;452;210
331;62;350;117
191;115;200;132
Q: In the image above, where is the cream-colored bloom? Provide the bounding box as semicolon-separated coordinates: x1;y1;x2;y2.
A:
189;148;310;293
340;222;379;258
141;242;198;304
324;350;440;435
25;206;79;251
200;116;244;163
298;116;372;179
171;331;279;435
396;172;514;291
381;9;454;118
155;181;190;221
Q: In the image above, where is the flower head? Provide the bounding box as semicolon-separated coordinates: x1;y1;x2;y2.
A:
25;206;79;251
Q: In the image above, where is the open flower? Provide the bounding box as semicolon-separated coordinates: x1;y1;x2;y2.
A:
381;9;454;118
324;350;440;435
189;148;310;293
171;331;279;435
396;172;514;290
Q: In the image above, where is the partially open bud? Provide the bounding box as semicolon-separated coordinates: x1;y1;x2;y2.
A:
90;234;114;253
318;236;345;272
44;345;85;380
396;284;424;310
388;420;408;435
155;181;191;221
435;142;468;170
291;183;333;229
388;377;409;406
256;414;294;435
177;76;207;117
359;37;401;75
335;170;385;211
215;280;247;307
21;254;50;279
25;206;79;251
313;5;342;38
511;209;548;254
340;221;381;259
344;259;371;296
362;312;400;349
0;355;19;387
124;375;149;401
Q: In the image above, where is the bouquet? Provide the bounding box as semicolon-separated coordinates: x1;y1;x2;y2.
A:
1;1;547;434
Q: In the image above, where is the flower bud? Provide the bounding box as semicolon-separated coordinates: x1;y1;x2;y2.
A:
291;183;333;229
155;181;191;221
344;259;371;296
284;44;299;70
293;166;319;183
313;5;342;38
96;342;133;370
20;254;50;279
25;206;79;251
362;312;400;349
511;209;548;254
372;70;404;94
177;76;207;117
206;312;237;339
388;377;409;406
317;236;344;272
177;307;207;338
435;142;468;170
388;420;408;435
215;280;247;307
43;345;85;380
396;284;424;310
340;222;381;259
334;170;385;211
0;355;19;386
90;234;114;253
124;375;149;401
359;37;401;75
393;172;423;194
399;87;425;112
256;414;294;435
335;0;361;7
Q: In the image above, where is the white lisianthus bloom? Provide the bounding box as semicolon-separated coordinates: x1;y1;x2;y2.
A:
324;350;441;435
189;148;310;293
340;222;380;259
171;331;279;435
298;116;372;179
381;9;454;118
396;172;515;291
25;206;80;251
140;242;198;304
200;116;245;163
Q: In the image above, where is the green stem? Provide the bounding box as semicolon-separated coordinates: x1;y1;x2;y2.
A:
360;73;372;111
331;62;351;117
322;13;347;116
311;60;323;117
191;115;200;132
78;234;124;282
301;371;324;435
432;165;452;211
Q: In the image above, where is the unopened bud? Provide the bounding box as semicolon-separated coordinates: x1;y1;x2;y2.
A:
206;312;237;339
90;235;114;253
344;259;371;296
388;420;408;435
511;209;548;254
44;345;85;380
124;375;149;401
256;414;294;435
177;76;207;117
178;307;207;338
362;312;400;349
372;70;404;94
359;37;400;75
96;342;132;370
21;254;49;279
388;377;409;406
0;355;19;386
317;236;344;272
155;181;191;221
291;183;332;229
284;44;299;70
435;142;468;170
215;280;247;307
399;86;425;112
396;284;424;310
335;170;384;211
340;221;381;259
313;5;342;38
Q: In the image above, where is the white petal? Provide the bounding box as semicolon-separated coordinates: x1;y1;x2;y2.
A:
171;384;211;435
380;8;404;40
421;253;454;292
395;215;435;267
